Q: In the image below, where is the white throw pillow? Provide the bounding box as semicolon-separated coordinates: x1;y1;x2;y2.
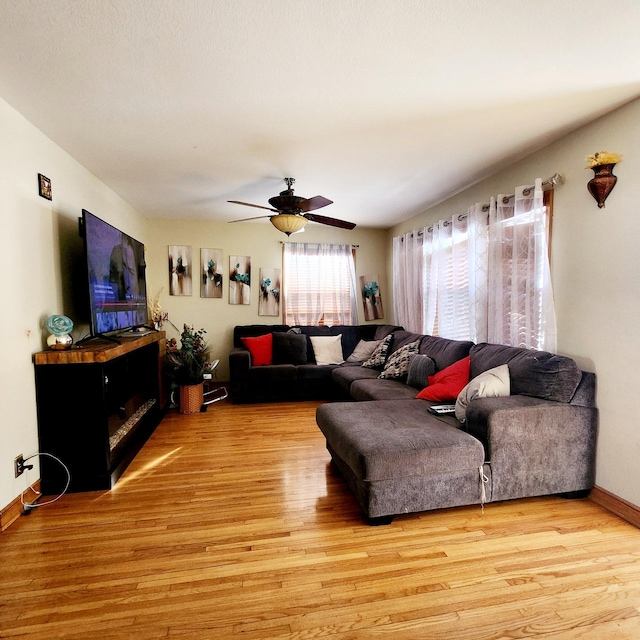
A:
346;339;381;363
310;334;344;365
455;364;510;422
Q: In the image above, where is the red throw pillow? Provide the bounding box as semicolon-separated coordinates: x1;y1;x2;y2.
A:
241;333;273;366
416;356;471;402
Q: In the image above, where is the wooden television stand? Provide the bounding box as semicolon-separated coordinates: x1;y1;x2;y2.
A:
34;332;168;494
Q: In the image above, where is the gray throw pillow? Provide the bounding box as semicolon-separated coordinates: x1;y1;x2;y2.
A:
272;332;308;365
406;354;437;388
346;339;381;363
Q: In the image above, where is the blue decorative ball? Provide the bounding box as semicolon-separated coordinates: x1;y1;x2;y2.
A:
46;315;74;336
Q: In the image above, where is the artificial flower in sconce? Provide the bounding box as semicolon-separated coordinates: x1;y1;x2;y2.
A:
585;151;622;209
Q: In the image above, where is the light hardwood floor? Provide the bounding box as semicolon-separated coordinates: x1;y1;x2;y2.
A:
2;400;640;639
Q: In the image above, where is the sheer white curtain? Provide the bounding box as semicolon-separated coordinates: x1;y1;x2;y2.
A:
392;231;424;333
487;179;557;351
422;204;488;342
466;203;489;343
392;178;555;349
424;215;468;339
283;242;358;325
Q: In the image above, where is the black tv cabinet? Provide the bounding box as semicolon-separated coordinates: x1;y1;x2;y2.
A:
34;333;168;494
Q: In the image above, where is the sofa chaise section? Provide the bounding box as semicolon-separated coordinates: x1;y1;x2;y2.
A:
317;399;490;523
317;341;597;523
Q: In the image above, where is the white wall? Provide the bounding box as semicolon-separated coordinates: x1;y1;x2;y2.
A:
388;96;640;508
0;98;147;512
144;221;389;381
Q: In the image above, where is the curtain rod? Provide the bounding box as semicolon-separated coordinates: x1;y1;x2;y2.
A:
403;173;564;238
481;173;564;210
280;241;359;248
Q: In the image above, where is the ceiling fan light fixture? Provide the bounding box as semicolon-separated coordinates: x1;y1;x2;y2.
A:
270;214;308;235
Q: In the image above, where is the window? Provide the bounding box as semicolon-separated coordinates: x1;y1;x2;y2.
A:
282;243;358;326
393;179;556;351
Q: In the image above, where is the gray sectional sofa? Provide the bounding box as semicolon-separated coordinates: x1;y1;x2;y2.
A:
228;323;399;403
229;325;598;524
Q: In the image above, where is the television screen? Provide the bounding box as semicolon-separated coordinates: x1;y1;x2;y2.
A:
81;209;149;336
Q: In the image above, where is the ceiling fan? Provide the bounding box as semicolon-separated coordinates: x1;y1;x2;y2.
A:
228;178;356;235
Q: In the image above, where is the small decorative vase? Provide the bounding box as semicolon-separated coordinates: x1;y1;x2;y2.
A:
47;333;74;350
179;383;204;414
587;163;617;209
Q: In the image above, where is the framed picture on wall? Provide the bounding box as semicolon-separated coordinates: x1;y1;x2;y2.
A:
360;274;384;320
201;248;223;298
259;267;281;316
168;245;192;296
229;255;251;305
38;173;52;200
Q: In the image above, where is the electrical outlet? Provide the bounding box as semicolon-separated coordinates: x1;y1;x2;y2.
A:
14;454;24;478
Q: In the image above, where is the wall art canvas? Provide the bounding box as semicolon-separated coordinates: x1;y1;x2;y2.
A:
229;255;251;305
360;274;384;320
200;248;223;298
259;267;281;316
168;245;192;296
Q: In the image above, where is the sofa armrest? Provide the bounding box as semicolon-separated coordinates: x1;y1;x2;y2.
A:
229;347;251;403
465;395;597;501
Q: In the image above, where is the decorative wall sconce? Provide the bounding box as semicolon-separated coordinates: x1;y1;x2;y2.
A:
585;151;621;208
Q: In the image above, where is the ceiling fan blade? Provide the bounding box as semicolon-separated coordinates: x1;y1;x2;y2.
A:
228;214;273;223
228;200;278;212
304;213;356;230
298;195;333;212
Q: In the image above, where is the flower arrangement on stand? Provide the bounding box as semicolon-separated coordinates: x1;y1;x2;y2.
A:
167;325;212;414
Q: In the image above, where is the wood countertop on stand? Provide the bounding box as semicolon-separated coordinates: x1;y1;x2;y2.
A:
34;331;166;365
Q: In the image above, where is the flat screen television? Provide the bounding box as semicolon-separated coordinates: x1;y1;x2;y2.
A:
80;209;149;338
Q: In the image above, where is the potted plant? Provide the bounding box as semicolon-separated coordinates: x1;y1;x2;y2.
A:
167;325;211;414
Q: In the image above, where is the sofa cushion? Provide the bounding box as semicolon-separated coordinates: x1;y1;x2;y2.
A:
347;339;381;363
470;343;582;403
455;364;510;422
240;333;273;366
332;325;363;360
406;354;437;389
234;324;289;348
246;364;297;401
272;332;308;365
378;339;421;380
386;330;424;357
374;324;401;340
419;335;474;371
331;364;380;393
416;356;471;402
350;378;418;401
362;333;394;370
310;335;345;365
316;400;486;482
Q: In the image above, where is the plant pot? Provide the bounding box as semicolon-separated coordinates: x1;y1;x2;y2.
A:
179;382;204;414
588;163;617;208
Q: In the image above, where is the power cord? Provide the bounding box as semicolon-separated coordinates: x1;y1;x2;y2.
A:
20;452;71;513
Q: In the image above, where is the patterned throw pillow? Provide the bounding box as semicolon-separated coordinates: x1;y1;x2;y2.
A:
378;339;421;379
361;333;394;370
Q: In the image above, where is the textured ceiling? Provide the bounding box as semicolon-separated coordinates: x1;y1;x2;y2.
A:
1;0;640;229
